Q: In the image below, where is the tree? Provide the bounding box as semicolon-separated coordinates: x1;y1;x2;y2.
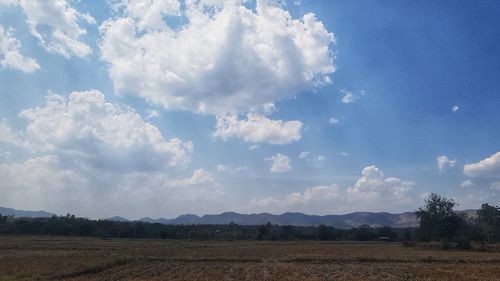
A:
477;203;500;243
351;225;376;241
257;222;272;240
378;226;397;241
317;224;331;240
416;193;465;241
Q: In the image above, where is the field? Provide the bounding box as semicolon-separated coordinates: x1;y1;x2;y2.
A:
0;237;499;280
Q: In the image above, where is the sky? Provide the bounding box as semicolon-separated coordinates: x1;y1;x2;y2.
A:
0;0;499;219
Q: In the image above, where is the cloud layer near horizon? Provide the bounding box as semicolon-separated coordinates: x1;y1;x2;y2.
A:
250;165;415;214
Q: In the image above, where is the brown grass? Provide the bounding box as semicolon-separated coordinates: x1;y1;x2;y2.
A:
0;236;499;280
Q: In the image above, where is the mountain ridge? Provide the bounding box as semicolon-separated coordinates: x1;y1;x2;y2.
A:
0;206;55;218
2;206;477;229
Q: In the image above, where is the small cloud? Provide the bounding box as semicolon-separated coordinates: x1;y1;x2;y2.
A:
298;151;325;162
340;89;362;104
328;117;340;124
266;153;292;173
168;169;215;187
337;152;349;157
216;164;247;173
213;114;302;145
248;144;260;151
298;151;310;159
216;164;227;172
145;109;160;119
263;103;277;115
452;105;459;112
437;155;456;172
460;180;474;188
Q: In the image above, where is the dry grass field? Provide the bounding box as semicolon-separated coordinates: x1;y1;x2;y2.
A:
0;236;499;281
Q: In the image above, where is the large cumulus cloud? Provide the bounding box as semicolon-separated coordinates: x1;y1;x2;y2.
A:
18;90;193;171
99;0;335;114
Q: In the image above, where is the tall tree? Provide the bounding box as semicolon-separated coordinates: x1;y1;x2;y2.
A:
416;193;465;241
477;203;500;243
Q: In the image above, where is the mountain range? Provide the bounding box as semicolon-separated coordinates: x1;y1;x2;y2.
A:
1;206;477;229
130;211;419;228
0;206;55;218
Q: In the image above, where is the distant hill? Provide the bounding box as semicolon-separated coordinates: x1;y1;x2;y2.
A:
138;211;421;228
0;206;55;218
1;206;478;229
106;216;129;222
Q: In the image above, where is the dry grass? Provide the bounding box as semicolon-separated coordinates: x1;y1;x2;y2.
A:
0;236;499;280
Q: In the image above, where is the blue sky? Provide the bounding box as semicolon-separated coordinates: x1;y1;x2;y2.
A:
0;0;499;219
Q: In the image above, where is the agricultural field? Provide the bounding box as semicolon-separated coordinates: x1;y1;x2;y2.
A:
0;236;499;281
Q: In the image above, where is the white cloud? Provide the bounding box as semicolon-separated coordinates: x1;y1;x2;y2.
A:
286;185;340;204
0;119;22;146
0;155;227;218
460;180;474;188
0;89;241;218
436;155;456;172
262;103;278;115
298;151;310;159
337;152;348;157
0;155;87;212
216;164;247;173
18;90;193;171
463;151;500;177
250;184;339;211
298;151;325;162
328;117;339;124
346;165;414;203
168;169;215;187
452;105;459;112
250;165;414;214
266;153;291;173
99;0;335;114
145;109;160;119
0;25;40;72
213;114;302;144
12;0;94;58
248;144;260;151
340;89;359;104
0;0;17;6
112;0;180;32
216;164;228;172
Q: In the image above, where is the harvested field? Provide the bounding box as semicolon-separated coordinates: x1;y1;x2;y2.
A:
0;236;499;280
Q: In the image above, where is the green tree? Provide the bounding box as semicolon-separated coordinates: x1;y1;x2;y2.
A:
416;193;465;241
378;226;397;241
477;203;500;243
257;222;272;240
317;224;331;240
351;225;377;241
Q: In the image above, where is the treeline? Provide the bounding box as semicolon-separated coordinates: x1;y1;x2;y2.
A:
0;193;498;245
414;193;500;249
0;214;411;241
